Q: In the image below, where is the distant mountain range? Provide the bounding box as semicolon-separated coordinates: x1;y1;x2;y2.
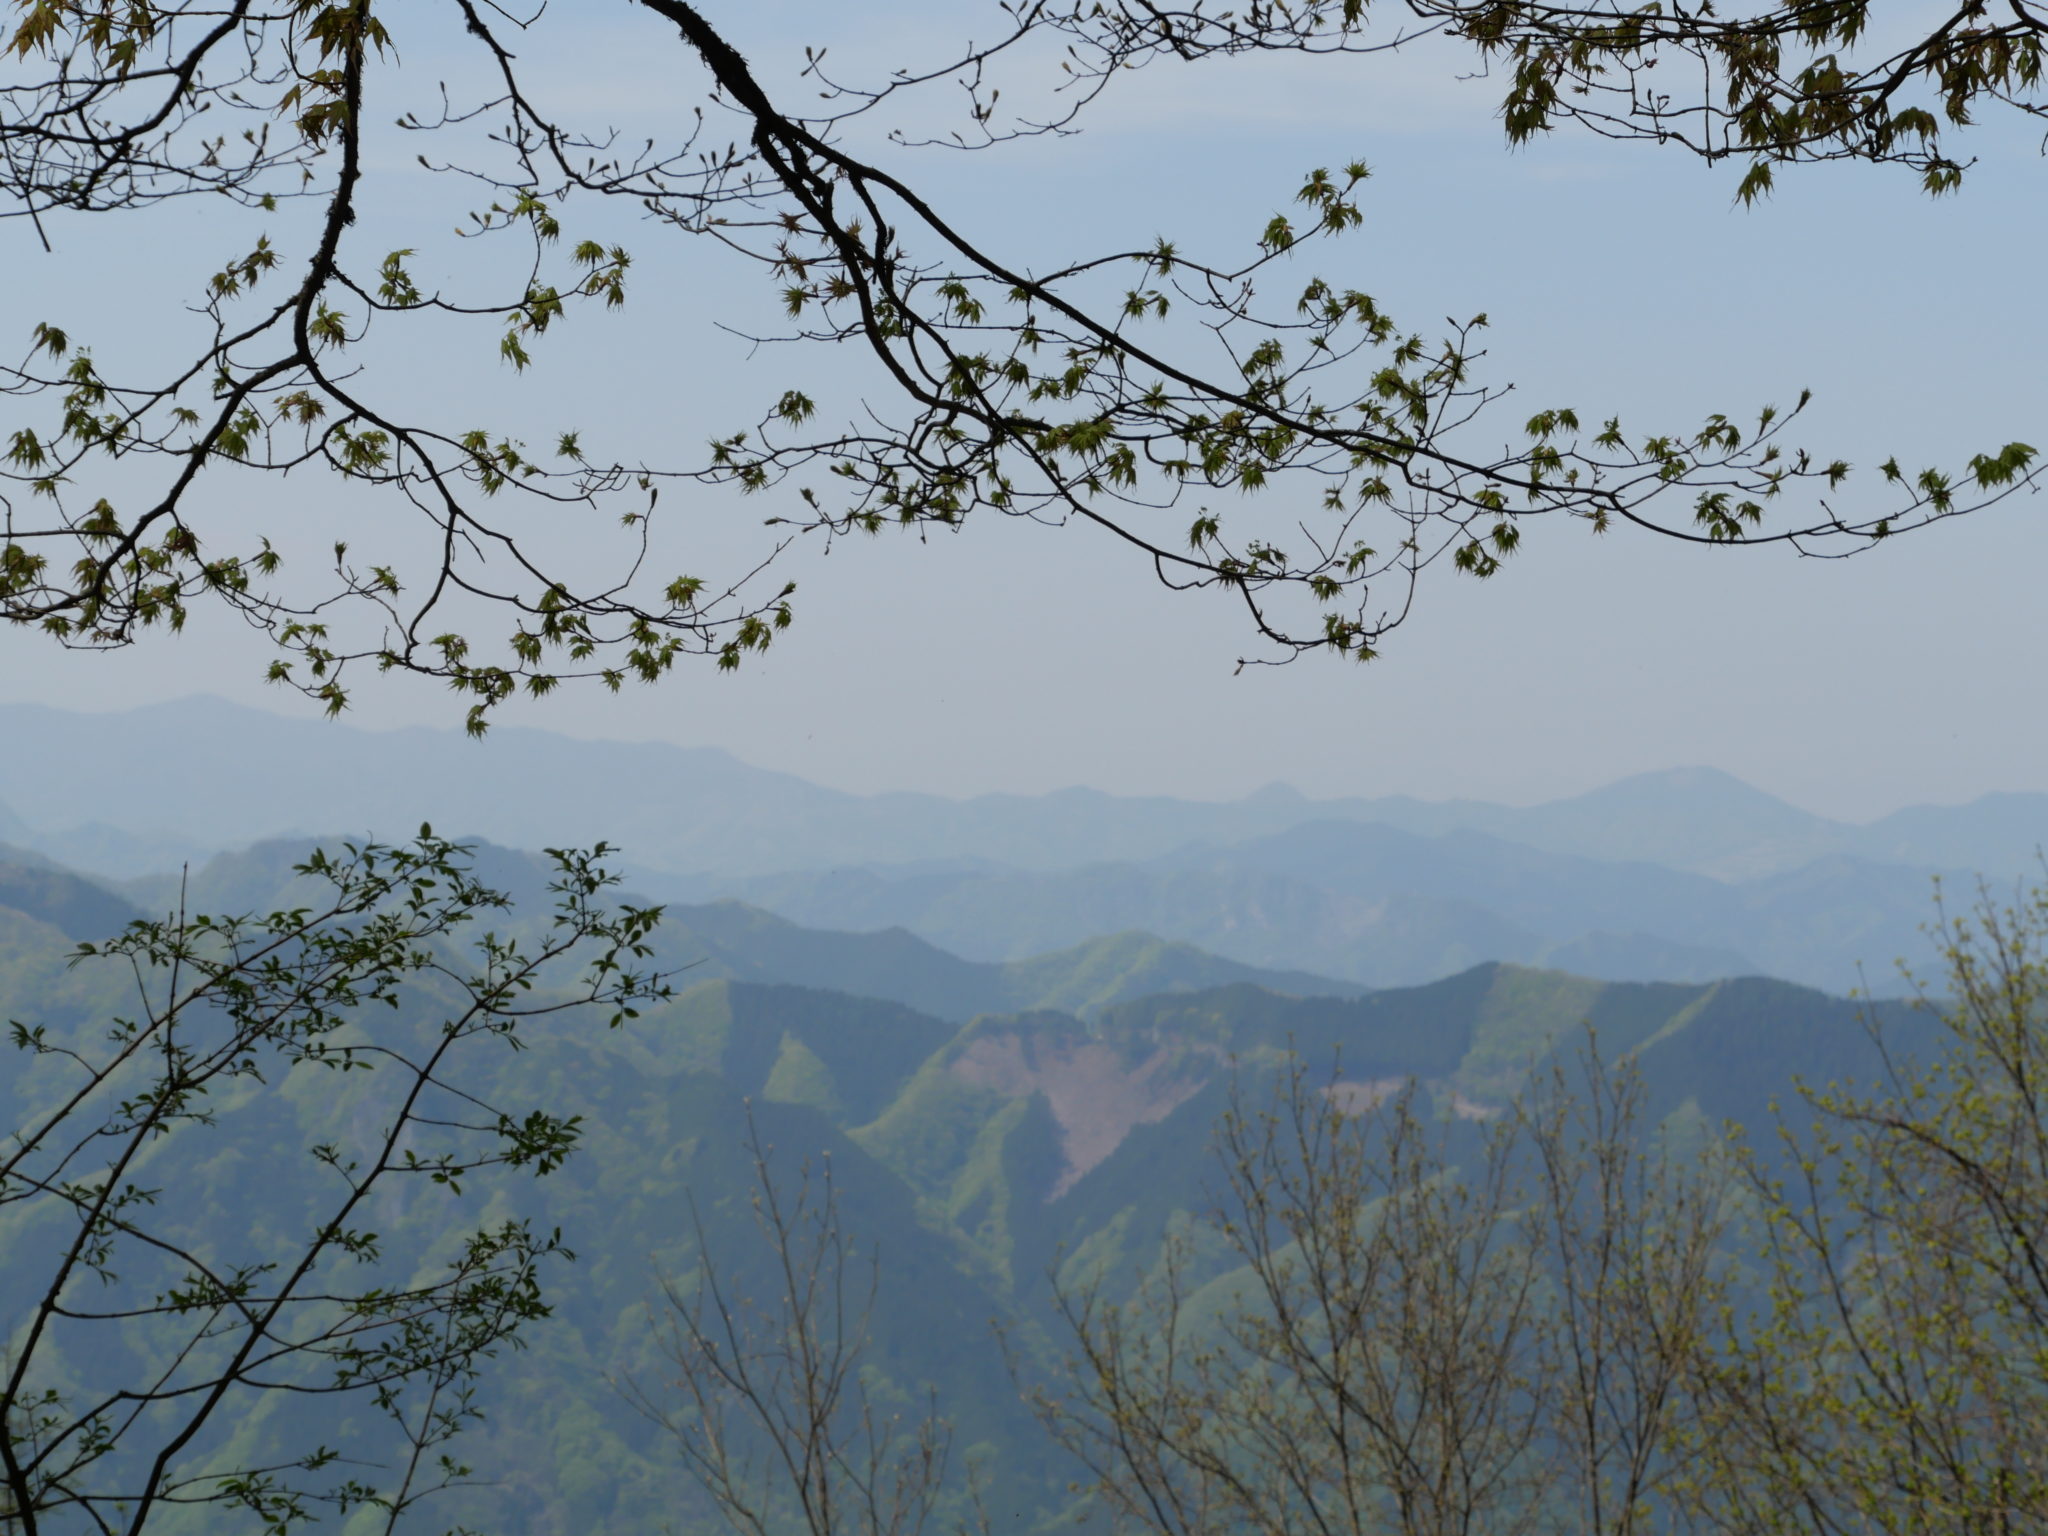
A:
4;696;2046;882
649;820;1954;994
5;695;2043;996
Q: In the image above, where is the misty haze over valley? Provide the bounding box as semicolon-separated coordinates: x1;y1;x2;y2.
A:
8;697;2042;1000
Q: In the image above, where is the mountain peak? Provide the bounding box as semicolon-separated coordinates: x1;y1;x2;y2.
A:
1565;765;1809;811
1245;781;1307;803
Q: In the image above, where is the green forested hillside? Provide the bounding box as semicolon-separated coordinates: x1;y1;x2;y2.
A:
1;844;1934;1535
0;854;142;942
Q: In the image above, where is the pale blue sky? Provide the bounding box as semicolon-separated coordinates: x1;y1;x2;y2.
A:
4;1;2043;821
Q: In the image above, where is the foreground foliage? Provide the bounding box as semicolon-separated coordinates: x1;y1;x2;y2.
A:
1040;1049;1727;1536
2;2;2036;725
0;835;667;1535
1684;879;2048;1534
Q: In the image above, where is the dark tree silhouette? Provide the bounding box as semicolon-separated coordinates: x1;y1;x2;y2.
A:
3;1;2035;728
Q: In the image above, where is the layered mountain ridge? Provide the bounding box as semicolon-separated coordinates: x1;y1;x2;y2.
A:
4;696;2044;881
0;831;1952;1536
643;824;1946;995
8;696;2040;1001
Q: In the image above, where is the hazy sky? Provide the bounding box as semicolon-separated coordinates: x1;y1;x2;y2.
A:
5;1;2043;821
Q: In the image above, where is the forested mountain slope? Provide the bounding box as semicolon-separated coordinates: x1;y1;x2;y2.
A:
1;850;1933;1535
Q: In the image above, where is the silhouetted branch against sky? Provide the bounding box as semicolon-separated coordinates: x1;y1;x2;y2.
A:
3;0;2037;733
